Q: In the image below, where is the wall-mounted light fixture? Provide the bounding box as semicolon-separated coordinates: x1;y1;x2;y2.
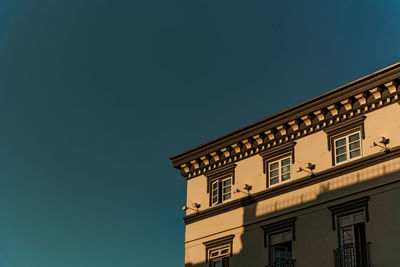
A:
373;136;390;152
297;163;316;176
235;184;252;196
182;203;201;213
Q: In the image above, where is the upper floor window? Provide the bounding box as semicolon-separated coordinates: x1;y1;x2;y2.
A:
324;115;366;166
261;142;296;188
269;157;291;186
211;177;232;206
205;164;236;207
333;131;362;165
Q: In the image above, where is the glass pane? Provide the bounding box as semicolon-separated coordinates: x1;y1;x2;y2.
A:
335;138;346;147
336;154;347;163
223;179;231;186
270;170;279;178
270;177;279;185
336;146;346;155
350;149;360;158
270;162;279;170
212;196;218;204
349;141;360;150
220;249;229;255
281;157;290;166
282;173;291;181
223;186;231;193
212;182;218;190
213;261;223;267
210;251;219;257
281;165;290;173
349;132;360;142
223;193;231;201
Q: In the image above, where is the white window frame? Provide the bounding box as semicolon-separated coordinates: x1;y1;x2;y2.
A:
268;156;292;187
211;177;232;206
333;131;362;165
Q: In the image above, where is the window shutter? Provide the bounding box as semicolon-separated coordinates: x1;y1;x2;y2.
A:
223;257;229;267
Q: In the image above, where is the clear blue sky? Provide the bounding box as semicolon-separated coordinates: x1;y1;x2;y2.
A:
0;1;399;266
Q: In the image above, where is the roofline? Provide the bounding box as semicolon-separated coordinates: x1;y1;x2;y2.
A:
170;62;400;168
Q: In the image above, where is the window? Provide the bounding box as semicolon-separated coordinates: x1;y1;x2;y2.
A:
324;115;366;166
206;164;236;207
261;217;296;267
260;142;296;188
269;231;293;267
329;197;371;267
209;247;230;267
211;177;232;206
203;235;234;267
333;131;362;165
269;157;291;186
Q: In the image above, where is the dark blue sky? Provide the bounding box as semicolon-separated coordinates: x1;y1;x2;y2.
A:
0;1;399;266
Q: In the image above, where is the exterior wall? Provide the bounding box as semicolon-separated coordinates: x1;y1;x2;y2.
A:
183;102;400;266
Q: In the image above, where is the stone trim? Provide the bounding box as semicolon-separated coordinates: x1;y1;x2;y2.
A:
178;86;399;179
170;64;400;179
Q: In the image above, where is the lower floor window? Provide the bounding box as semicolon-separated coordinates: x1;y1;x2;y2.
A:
209;247;230;267
270;231;293;266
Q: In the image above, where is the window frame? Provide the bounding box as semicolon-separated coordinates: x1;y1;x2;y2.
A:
261;217;296;267
205;164;236;207
268;156;292;187
324;115;366;166
260;141;296;189
210;176;233;207
332;130;362;165
203;235;234;266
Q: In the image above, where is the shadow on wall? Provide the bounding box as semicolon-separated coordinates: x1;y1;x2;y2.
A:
185;161;400;267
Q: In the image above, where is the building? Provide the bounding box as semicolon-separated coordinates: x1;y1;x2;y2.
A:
169;63;400;267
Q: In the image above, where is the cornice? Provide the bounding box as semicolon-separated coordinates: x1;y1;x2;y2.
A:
170;64;400;179
183;145;400;225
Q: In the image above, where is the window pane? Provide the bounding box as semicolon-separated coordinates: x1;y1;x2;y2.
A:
223;186;231;193
210;251;219;257
223;193;231;201
350;149;361;158
336;154;347;163
213;261;223;267
270;177;279;185
281;157;290;166
220;249;229;255
335;138;346;147
282;173;291;181
349;132;360;142
212;182;218;190
212;196;218;204
336;146;346;155
270;170;279;178
270;162;279;170
281;165;290;173
223;179;231;186
349;141;360;150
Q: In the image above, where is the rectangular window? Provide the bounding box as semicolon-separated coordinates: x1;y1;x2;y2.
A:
268;157;291;186
334;131;362;165
269;231;293;267
211;177;232;206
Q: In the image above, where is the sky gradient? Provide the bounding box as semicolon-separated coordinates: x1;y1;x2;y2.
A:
0;1;400;266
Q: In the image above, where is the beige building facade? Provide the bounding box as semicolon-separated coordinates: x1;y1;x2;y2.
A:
170;63;400;267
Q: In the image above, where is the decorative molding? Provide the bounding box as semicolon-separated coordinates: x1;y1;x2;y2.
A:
183;145;400;225
328;196;370;230
170;65;400;180
261;217;297;248
203;234;235;263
